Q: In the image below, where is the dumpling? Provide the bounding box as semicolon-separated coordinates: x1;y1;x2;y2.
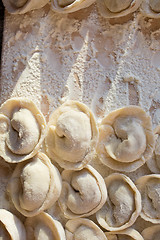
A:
65;218;108;240
0;98;46;163
96;0;142;18
140;0;160;18
142;225;160;240
136;174;160;224
146;125;160;173
96;173;141;231
58;165;107;219
25;212;66;240
97;105;154;172
106;228;144;240
0;209;26;240
2;0;49;14
7;152;62;217
45;100;98;170
51;0;96;13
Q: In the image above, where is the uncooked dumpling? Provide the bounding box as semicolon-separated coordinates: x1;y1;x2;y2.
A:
96;173;141;231
142;225;160;240
45;100;98;170
146;125;160;173
25;212;66;240
136;174;160;223
0;98;46;163
7;152;62;217
97;105;154;172
10;0;28;8
97;0;142;18
58;165;107;219
51;0;96;13
106;228;144;240
140;0;160;18
65;218;108;240
2;0;49;14
0;209;26;240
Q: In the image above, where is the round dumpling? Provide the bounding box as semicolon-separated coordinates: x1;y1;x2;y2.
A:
136;174;160;224
140;0;160;18
65;218;108;240
7;152;62;217
25;212;66;240
45;100;98;170
58;165;107;219
142;225;160;240
97;0;142;18
0;209;26;240
51;0;96;13
106;228;144;240
0;98;46;163
97;105;155;172
2;0;49;14
146;125;160;173
96;173;141;231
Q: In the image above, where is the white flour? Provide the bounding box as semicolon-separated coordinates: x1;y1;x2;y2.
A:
1;1;160;234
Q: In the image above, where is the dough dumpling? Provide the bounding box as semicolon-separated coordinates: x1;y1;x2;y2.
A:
65;218;108;240
0;209;26;240
25;212;66;240
7;152;62;217
140;0;160;18
136;174;160;224
97;105;154;172
45;100;98;170
2;0;49;14
58;165;107;219
142;225;160;240
106;228;144;240
51;0;96;13
0;98;46;163
96;173;141;231
97;0;142;18
146;125;160;173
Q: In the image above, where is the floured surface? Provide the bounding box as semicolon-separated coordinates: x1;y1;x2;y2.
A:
1;1;160;235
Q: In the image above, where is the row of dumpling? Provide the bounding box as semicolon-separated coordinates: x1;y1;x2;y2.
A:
4;149;160;230
2;0;160;19
0;97;157;173
0;98;159;239
1;208;160;240
2;169;160;240
1;169;160;240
